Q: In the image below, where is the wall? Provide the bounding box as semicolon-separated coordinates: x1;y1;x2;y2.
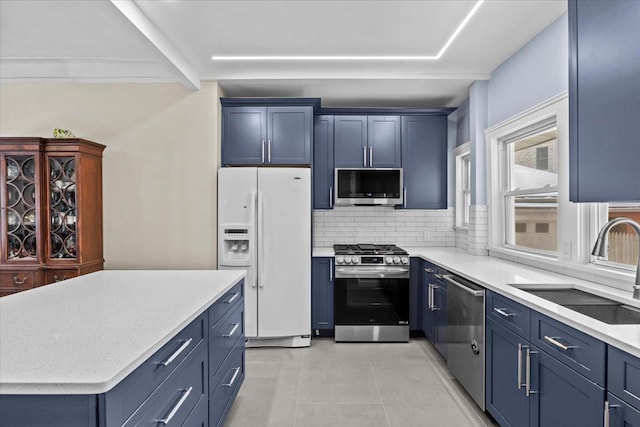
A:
455;97;470;146
487;14;568;127
0;82;222;269
313;208;455;248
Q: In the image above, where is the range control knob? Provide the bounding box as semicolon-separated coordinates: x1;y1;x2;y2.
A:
401;256;409;264
385;256;393;264
346;257;354;264
352;257;359;264
336;256;344;264
393;257;401;264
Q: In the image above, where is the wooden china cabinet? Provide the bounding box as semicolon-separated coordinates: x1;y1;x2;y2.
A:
0;137;105;296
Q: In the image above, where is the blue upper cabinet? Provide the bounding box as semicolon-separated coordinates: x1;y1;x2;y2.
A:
569;0;640;202
334;116;368;168
313;116;334;209
222;106;267;165
221;98;318;167
267;106;312;165
367;116;401;168
401;116;447;209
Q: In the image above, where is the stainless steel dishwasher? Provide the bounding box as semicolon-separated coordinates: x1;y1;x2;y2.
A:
444;274;485;410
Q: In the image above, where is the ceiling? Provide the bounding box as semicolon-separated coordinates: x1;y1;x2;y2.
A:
0;0;567;107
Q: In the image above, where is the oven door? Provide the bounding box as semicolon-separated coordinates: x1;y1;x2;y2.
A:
334;276;409;326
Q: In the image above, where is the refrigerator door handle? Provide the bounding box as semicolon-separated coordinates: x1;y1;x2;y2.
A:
257;191;265;288
250;190;258;288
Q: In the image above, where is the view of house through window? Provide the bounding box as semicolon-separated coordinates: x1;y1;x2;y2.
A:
602;203;640;267
504;127;558;253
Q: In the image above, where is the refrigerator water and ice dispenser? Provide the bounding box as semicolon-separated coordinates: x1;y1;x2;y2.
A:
219;224;252;266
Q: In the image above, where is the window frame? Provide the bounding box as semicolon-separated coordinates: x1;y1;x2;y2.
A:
454;142;471;229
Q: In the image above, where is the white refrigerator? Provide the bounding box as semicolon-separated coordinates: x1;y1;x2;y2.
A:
217;168;311;347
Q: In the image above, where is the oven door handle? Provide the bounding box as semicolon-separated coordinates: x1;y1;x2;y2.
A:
334;267;410;279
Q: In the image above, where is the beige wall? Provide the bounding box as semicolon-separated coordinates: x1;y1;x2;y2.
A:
0;82;222;269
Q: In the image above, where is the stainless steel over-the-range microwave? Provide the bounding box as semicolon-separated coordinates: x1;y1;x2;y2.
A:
334;168;403;206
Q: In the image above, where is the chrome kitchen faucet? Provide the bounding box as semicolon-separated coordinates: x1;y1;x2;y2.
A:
592;217;640;299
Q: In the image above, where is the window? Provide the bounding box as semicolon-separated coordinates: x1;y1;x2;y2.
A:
501;125;558;254
592;203;640;268
454;143;471;228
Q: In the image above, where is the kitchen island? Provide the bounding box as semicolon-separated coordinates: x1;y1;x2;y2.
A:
0;270;246;427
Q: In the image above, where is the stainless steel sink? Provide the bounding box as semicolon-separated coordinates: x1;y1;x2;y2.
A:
509;284;640;325
563;304;640;325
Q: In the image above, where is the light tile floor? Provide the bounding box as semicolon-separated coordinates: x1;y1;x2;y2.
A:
224;338;498;427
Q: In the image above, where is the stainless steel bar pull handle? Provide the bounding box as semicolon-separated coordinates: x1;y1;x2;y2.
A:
225;292;239;304
423;268;434;274
156;387;193;425
267;140;272;163
363;147;367;167
369;146;373;166
431;284;439;310
403;187;407;209
223;323;240;338
261;140;265;163
329;186;333;208
544;335;577;351
604;401;610;427
223;367;241;387
329;259;333;281
493;308;514;317
156;338;193;367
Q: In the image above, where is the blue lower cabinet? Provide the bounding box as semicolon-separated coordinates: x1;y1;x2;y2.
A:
422;262;436;342
210;340;245;427
529;345;604;427
311;257;334;331
182;395;209;427
608;393;640;426
608;345;640;411
486;318;530;427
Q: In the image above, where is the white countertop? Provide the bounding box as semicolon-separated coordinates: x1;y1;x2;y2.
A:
0;270;245;395
313;246;640;357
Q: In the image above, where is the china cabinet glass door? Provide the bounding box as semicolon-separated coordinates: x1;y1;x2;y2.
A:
3;154;39;261
48;156;77;259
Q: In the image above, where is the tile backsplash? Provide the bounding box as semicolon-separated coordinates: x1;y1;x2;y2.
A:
313;207;455;247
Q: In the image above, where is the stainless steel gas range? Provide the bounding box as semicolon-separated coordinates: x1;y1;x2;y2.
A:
333;244;410;342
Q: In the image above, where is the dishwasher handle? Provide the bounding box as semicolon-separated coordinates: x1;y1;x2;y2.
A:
443;275;484;297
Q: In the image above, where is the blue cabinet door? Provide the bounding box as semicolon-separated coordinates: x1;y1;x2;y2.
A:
486;318;530;427
569;0;640;202
528;344;605;427
267;106;312;165
311;257;334;330
313;115;334;209
409;258;422;330
608;393;640;426
222;106;267;166
422;262;435;342
334;116;368;168
401;116;447;209
367;116;401;168
434;283;447;358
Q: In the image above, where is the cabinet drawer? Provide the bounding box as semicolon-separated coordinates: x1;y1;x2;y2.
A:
531;311;605;386
210;339;245;427
486;291;531;340
126;342;207;427
608;346;640;410
45;269;78;284
210;300;244;378
0;271;37;294
106;312;206;426
209;280;244;327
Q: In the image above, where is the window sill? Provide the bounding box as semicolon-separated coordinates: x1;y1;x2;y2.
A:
489;246;636;293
